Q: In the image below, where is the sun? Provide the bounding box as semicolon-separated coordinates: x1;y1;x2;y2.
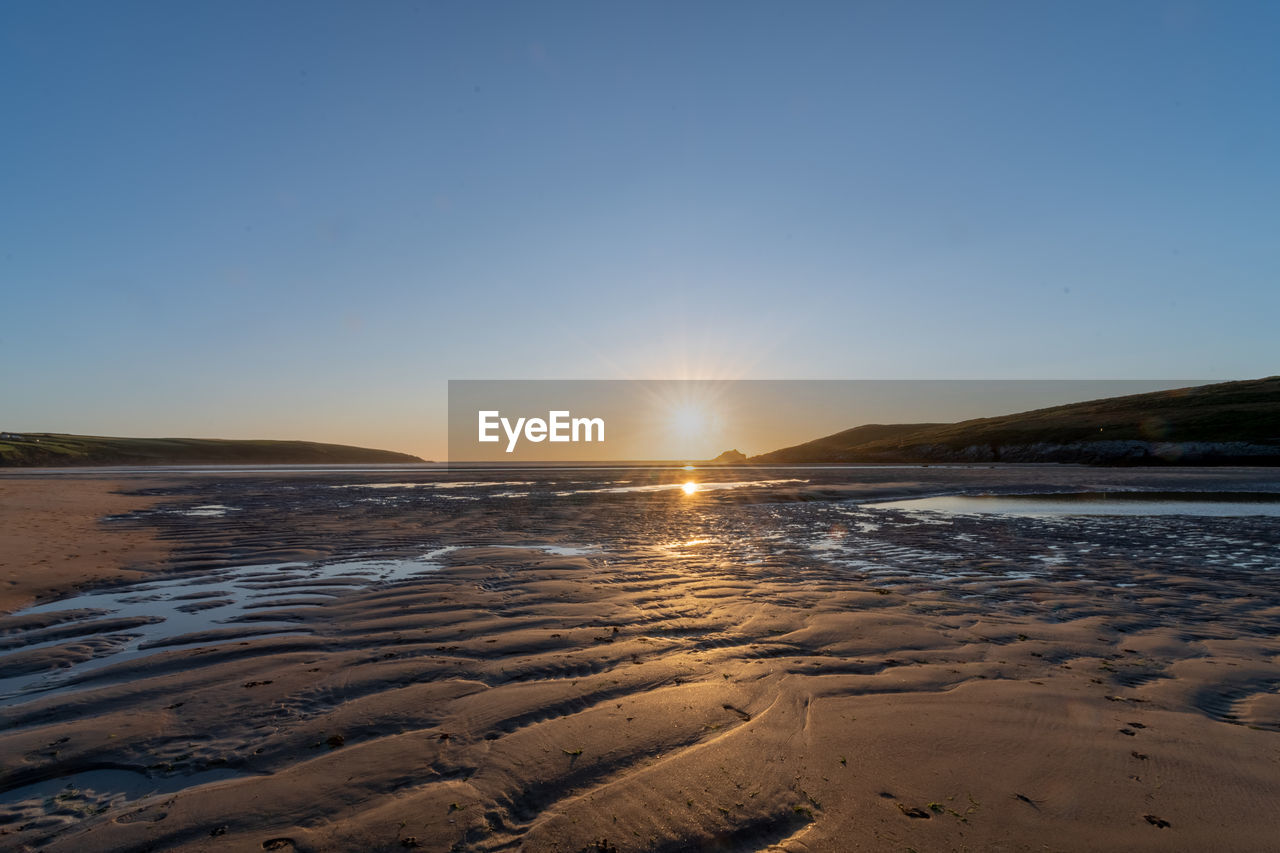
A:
681;481;699;495
669;404;709;441
642;382;731;461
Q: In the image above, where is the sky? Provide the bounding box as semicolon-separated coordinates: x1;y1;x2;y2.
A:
3;1;1277;460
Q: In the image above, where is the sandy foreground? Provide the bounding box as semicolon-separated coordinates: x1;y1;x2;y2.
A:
0;466;1278;852
0;477;170;613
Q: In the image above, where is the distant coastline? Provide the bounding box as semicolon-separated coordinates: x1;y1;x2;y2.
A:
0;433;424;467
743;376;1280;467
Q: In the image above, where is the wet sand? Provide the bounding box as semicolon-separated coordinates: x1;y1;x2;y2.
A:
0;477;170;613
1;466;1279;852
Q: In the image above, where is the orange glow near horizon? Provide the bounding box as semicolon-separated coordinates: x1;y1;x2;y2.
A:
682;481;699;495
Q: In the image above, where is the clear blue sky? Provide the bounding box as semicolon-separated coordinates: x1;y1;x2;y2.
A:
3;1;1277;459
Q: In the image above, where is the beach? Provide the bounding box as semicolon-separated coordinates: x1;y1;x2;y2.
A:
0;476;170;614
1;466;1279;852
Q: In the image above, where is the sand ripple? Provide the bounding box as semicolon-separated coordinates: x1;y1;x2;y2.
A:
2;467;1279;851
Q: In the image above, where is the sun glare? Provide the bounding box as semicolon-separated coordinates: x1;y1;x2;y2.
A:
682;481;699;495
643;383;732;460
669;404;709;440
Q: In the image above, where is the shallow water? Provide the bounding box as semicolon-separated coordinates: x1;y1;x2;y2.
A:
2;467;1279;840
0;556;445;704
557;478;808;495
868;492;1280;517
0;543;605;707
0;767;248;808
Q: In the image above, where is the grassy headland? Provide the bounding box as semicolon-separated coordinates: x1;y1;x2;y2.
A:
752;377;1280;465
0;433;424;467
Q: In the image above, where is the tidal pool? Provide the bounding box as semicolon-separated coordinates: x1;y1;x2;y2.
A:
0;543;603;707
868;491;1280;517
0;556;450;705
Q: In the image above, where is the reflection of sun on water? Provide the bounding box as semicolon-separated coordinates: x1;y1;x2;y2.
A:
682;481;699;495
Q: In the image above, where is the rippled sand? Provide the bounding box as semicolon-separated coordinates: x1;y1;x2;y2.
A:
1;466;1279;852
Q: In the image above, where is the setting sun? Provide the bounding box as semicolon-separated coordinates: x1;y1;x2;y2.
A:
631;382;737;461
669;404;710;440
681;481;699;495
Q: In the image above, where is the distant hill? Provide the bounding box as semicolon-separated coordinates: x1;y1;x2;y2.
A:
0;433;425;467
705;449;748;464
749;377;1280;466
753;424;945;464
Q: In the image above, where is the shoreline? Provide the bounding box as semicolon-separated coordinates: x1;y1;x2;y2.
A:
1;467;1278;850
